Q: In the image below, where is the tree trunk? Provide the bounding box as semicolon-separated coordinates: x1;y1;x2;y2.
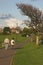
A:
36;35;39;45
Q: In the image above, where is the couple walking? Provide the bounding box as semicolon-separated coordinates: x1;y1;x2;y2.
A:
4;38;15;50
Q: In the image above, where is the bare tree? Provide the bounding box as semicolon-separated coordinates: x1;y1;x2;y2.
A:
17;4;43;45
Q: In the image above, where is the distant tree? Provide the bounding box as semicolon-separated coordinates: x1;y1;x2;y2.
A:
3;27;11;34
17;4;43;45
22;27;32;35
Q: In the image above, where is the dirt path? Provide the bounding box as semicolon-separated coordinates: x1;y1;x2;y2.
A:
0;38;29;65
0;48;16;65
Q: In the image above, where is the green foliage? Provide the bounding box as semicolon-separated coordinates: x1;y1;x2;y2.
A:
3;27;11;34
22;27;33;36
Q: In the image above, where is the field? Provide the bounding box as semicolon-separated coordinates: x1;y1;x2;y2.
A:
13;42;43;65
0;34;43;65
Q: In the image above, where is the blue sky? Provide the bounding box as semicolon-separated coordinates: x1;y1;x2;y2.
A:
0;0;43;20
0;0;43;28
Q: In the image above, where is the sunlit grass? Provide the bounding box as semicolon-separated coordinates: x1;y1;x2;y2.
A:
13;42;43;65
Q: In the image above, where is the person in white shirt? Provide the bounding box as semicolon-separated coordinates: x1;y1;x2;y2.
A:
11;38;15;48
4;38;9;50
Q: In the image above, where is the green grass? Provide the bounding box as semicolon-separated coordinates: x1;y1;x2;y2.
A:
0;34;28;48
13;42;43;65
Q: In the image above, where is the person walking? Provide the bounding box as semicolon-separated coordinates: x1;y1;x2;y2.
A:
4;38;10;50
10;38;15;49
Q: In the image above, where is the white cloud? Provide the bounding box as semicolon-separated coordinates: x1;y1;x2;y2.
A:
0;14;28;29
5;18;24;28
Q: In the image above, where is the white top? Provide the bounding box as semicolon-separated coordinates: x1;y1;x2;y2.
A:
4;38;9;44
11;39;15;45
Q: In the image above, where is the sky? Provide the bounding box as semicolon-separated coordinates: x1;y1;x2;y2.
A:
0;0;43;28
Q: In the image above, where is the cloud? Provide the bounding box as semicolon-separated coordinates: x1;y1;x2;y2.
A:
5;18;24;28
0;14;27;29
0;14;13;19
